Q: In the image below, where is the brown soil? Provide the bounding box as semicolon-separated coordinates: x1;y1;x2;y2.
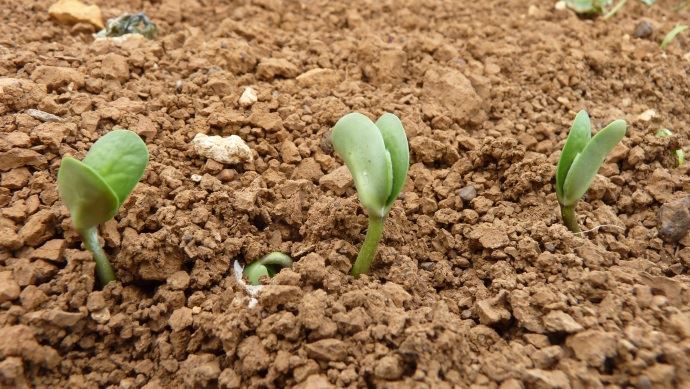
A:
2;0;690;388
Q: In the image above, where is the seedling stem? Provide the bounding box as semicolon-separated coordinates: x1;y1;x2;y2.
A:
560;205;580;234
351;215;385;276
81;226;116;284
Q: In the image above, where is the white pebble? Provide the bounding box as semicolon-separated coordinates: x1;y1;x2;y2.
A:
191;133;253;165
191;174;202;182
239;86;258;107
637;109;656;122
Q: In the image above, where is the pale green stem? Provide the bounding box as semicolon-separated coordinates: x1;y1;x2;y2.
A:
351;215;385;277
603;0;628;20
80;226;115;286
560;204;581;234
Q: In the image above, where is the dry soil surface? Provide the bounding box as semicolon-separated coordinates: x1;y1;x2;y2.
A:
2;0;690;388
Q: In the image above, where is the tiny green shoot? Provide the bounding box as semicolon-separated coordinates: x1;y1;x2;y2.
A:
660;24;689;49
563;0;653;17
564;0;612;14
656;128;685;166
331;112;409;277
243;252;293;285
556;110;626;233
57;130;149;285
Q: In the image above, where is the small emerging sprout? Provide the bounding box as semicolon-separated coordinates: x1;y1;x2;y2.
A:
58;130;149;285
656;128;685;166
660;24;689;50
243;252;293;285
556;111;626;233
331;112;409;277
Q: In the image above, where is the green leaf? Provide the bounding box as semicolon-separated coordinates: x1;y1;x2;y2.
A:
82;129;149;206
243;252;293;285
565;0;611;13
661;24;689;50
332;113;392;217
562;119;626;206
57;157;119;231
656;128;673;138
556;110;591;203
375;113;410;211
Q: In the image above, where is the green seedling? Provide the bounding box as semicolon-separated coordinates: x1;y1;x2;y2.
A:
243;252;293;285
563;0;653;17
656;128;685;166
57;130;149;285
556;111;626;233
660;24;689;49
564;0;611;14
331;112;409;277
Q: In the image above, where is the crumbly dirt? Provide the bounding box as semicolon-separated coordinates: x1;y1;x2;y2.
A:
2;0;690;388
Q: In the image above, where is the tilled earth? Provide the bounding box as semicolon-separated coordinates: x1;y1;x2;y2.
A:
1;0;690;388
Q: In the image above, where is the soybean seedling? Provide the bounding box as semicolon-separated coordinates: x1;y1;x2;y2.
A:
331;112;409;277
556;110;626;233
243;252;293;285
656;128;685;166
57;130;149;285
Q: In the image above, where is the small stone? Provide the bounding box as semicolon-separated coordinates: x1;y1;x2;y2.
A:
524;369;570;389
101;53;130;82
30;66;85;91
0;227;21;250
30;239;65;262
25;109;62;122
637;109;656;122
668;312;690;338
0;271;20;302
0;149;47;171
169;307;193;331
305;339;347;362
658;196;690;243
633;20;654;39
19;285;47;310
91;308;110;324
86;291;106;311
566;330;617;367
319;165;353;195
18;209;55;247
422;66;483;125
295;375;334;389
554;1;567;11
191;174;202;182
476;297;511;326
258;285;301;308
238;87;257;107
1;168;31;189
543;310;583;333
0;325;60;368
296;68;340;88
459;185;477;202
28;309;84;327
374;354;404;380
191;133;252;165
167;271;190;290
280;140;301;164
218;368;241;389
643;364;675;387
468;223;510;249
256;58;299;80
48;0;104;28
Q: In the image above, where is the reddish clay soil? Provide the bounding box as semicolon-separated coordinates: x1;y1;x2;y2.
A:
2;0;690;388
